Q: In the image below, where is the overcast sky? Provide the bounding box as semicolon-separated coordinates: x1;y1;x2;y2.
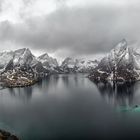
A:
0;0;140;60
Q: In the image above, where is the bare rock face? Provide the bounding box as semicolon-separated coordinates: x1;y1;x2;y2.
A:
37;53;59;73
89;39;140;82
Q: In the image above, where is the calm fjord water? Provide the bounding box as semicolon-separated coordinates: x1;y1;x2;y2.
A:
0;74;140;140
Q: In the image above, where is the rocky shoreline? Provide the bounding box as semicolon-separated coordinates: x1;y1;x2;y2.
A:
1;78;38;88
0;129;19;140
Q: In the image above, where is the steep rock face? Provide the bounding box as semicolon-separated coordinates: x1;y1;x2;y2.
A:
37;53;59;73
32;61;49;77
61;57;77;73
89;39;140;82
0;51;14;71
61;57;98;73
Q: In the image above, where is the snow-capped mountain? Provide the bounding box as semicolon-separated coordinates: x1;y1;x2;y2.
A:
37;53;59;73
76;58;98;72
0;48;61;75
13;48;35;66
0;48;38;71
0;48;100;76
61;57;98;73
89;39;140;82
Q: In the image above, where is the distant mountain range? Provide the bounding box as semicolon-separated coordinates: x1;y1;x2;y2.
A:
89;39;140;82
1;38;138;87
60;57;98;73
0;48;98;87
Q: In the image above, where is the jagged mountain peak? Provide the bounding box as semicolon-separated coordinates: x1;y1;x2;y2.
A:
63;57;75;61
115;39;127;48
110;39;128;56
14;48;31;53
61;57;76;68
38;53;49;59
13;48;34;66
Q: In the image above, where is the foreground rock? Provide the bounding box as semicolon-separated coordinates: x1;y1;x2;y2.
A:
89;39;140;82
0;129;19;140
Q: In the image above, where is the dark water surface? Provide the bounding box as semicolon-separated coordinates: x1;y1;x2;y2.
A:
0;74;140;140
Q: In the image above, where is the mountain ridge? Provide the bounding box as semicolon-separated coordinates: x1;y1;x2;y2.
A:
0;48;98;87
60;57;98;73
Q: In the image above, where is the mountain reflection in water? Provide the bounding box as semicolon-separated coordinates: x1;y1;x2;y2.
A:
0;74;140;140
93;81;136;107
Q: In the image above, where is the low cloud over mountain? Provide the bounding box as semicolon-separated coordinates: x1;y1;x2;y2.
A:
0;0;140;59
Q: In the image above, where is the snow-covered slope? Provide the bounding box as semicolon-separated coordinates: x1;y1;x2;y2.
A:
37;53;59;73
0;51;14;70
0;48;39;71
89;39;140;82
76;58;98;72
13;48;35;66
61;57;98;73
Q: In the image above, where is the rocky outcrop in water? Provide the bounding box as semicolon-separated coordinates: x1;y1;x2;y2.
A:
0;129;19;140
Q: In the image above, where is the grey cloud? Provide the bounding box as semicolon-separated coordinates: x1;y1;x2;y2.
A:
0;0;3;12
0;2;140;57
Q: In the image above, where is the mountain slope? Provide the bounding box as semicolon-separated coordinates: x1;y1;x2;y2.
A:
0;51;14;71
37;53;59;73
